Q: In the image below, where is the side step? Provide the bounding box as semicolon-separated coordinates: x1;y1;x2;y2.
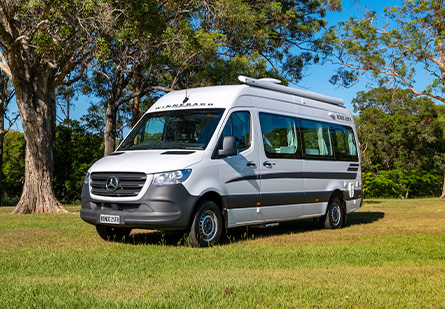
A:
255;222;279;228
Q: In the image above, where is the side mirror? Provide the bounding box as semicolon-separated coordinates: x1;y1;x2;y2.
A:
219;135;237;157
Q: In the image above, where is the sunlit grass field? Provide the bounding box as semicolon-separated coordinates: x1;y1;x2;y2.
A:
0;199;444;307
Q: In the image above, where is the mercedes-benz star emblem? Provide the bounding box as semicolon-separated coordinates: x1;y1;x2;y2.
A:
105;176;119;192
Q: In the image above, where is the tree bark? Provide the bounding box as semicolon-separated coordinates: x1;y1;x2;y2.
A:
104;102;117;156
132;66;141;127
440;174;445;199
11;73;66;214
0;105;4;202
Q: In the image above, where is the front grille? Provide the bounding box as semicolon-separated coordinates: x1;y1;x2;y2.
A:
90;172;147;197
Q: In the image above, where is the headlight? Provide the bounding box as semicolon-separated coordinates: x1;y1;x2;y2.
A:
152;169;192;186
84;172;90;184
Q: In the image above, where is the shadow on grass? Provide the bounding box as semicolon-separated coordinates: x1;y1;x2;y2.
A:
124;211;385;247
347;211;385;225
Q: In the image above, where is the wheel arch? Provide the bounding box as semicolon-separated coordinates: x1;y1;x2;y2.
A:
329;189;347;226
331;189;345;204
188;190;227;230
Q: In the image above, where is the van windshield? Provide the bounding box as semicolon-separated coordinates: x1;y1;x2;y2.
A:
118;109;225;151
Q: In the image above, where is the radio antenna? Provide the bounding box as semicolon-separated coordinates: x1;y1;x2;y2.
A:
183;74;189;103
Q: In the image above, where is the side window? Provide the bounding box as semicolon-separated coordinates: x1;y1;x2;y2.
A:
259;113;301;159
333;124;358;161
301;119;334;158
222;111;251;152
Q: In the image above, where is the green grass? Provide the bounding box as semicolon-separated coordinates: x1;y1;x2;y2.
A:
1;199;444;308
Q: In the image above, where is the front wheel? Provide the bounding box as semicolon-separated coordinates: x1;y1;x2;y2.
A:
188;200;223;247
96;225;132;242
321;196;345;229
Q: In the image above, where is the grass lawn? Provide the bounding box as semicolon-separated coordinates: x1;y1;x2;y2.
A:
0;199;444;308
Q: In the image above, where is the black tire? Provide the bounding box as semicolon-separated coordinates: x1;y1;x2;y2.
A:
188;200;223;247
321;196;345;229
96;225;132;242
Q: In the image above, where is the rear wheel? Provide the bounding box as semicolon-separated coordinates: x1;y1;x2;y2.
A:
188;200;222;247
96;225;132;242
321;196;344;229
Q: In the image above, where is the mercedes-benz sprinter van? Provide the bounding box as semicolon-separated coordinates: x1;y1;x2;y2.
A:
81;76;363;247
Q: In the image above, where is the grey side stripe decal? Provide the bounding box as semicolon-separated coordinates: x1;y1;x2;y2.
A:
224;189;363;209
226;171;357;184
347;167;359;172
347;163;360;172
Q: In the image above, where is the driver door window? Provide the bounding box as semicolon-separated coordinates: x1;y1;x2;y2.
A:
221;111;251;153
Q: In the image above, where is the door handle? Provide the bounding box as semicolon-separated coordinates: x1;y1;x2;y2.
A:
263;161;275;167
247;161;256;167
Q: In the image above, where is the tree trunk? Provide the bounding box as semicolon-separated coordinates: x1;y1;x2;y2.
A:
132;66;141;127
440;174;445;199
0;107;4;202
104;103;117;156
11;75;66;214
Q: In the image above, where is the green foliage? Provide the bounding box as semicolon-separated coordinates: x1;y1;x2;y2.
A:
153;0;334;90
1;123;104;204
1;131;25;200
53;122;104;202
324;0;445;103
354;87;445;198
363;168;443;198
15;0;118;71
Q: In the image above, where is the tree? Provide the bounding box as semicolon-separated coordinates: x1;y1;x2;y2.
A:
353;87;445;198
53;121;104;202
89;0;341;155
0;71;18;202
2;130;25;202
0;1;119;213
322;0;445;197
324;0;445;102
84;0;176;155
56;73;82;127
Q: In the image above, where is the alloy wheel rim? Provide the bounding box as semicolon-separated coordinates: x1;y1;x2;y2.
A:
331;203;341;226
199;210;217;242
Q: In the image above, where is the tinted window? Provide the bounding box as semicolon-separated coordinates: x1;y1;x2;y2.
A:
333;124;359;161
221;111;251;152
119;109;224;150
259;113;301;159
301;119;334;158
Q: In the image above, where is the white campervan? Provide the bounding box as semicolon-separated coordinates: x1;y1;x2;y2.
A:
81;76;363;247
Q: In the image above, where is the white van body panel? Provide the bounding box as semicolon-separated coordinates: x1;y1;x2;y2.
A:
81;76;363;234
151;85;251;112
90;150;205;174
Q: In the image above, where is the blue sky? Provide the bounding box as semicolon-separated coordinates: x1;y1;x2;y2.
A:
8;0;402;132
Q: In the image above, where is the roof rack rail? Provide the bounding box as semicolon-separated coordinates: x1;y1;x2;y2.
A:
238;75;344;106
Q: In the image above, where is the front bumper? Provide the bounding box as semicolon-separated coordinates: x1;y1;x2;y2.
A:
80;181;198;230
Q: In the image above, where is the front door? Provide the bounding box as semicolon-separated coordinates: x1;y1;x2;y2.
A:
218;110;260;227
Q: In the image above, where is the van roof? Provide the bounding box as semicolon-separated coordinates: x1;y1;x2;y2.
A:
238;76;344;106
150;76;345;112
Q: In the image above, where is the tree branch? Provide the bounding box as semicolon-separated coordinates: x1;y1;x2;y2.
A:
0;50;11;78
115;85;176;107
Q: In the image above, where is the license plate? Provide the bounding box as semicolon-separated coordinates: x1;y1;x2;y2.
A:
100;214;120;224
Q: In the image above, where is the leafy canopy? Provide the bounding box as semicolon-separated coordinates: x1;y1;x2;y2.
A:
323;0;445;103
353;87;445;198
